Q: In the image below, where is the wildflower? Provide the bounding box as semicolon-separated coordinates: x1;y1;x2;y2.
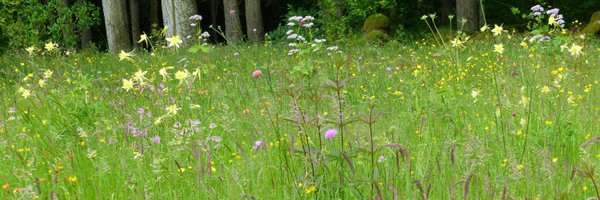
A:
118;50;135;61
491;24;503;36
178;167;186;173
471;89;480;98
378;156;387;163
541;86;551;93
493;43;504;54
200;31;210;38
151;135;161;144
451;37;464;47
166;35;183;48
122;79;134;91
159;67;172;81
530;5;544;12
520;41;528;49
326;46;338;51
18;87;31;99
548;15;557;26
253;140;263;150
38;80;45;88
133;70;147;83
252;70;262;78
189;104;201;109
480;24;489;32
66;176;77;184
26;46;37;55
166;104;180;115
175;70;190;82
44;41;57;52
209;123;217;129
324;129;338;139
210;136;222;142
546;8;559;16
44;70;53;79
138;33;148;44
421;15;428;20
2;184;9;192
189;14;203;21
304;185;317;194
568;43;583;57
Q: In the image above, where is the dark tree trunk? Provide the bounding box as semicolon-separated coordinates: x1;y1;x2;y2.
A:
102;0;132;53
77;0;93;48
245;0;263;43
149;0;161;26
129;0;141;46
457;0;479;32
58;0;76;47
210;0;219;41
223;0;242;44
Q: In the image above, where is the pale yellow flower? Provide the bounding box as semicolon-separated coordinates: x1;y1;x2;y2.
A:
568;43;583;57
38;79;45;88
18;87;31;99
480;24;489;32
159;67;172;81
133;70;147;84
492;25;503;36
122;79;134;91
166;35;183;48
175;70;189;81
166;104;180;115
44;42;57;52
493;43;504;54
118;50;135;62
138;33;148;44
548;15;557;26
43;70;53;79
451;37;464;47
26;46;37;55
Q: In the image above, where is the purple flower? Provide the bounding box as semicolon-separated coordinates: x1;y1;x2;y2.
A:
252;70;262;78
210;136;222;142
209;123;217;129
151;135;161;144
324;129;338;139
137;108;145;115
546;8;559;16
8;107;16;113
253;140;263;150
189;14;203;21
530;5;544;12
378;156;387;163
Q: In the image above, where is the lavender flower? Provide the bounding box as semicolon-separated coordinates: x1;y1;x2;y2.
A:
253;140;263;150
546;8;559;16
151;135;161;144
252;70;263;78
189;15;203;21
324;129;338;139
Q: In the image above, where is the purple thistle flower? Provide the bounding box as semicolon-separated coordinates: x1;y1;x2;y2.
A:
252;70;262;78
151;135;161;144
324;129;338;139
253;140;263;150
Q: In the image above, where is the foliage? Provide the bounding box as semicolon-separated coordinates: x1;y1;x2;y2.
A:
362;13;390;33
0;0;100;50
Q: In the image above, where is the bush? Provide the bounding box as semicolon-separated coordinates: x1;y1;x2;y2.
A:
363;13;390;33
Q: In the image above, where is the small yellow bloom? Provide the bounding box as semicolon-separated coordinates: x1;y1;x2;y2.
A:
166;104;180;115
548;15;557;26
178;167;186;173
175;70;190;82
166;35;183;48
122;79;134;91
304;185;317;194
118;50;135;62
26;46;37;55
545;120;553;126
138;33;148;44
493;43;504;54
492;24;503;36
44;42;57;52
44;70;53;79
568;43;583;58
66;176;77;184
38;79;45;88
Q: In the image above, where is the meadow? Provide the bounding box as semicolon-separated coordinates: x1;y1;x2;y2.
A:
0;28;599;199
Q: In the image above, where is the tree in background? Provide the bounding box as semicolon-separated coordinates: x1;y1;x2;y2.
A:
129;0;141;47
161;0;198;42
457;0;482;32
245;0;264;43
224;0;243;44
102;0;131;53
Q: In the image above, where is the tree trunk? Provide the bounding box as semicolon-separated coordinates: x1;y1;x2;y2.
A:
102;0;132;53
129;0;141;46
161;0;198;41
245;0;263;43
457;0;478;32
58;0;76;47
210;0;219;41
223;0;242;44
149;0;161;26
77;0;93;48
333;0;344;17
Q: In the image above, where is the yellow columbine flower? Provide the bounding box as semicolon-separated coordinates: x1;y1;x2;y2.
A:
492;24;503;36
548;15;557;26
133;70;147;83
159;67;172;81
18;87;31;99
44;42;57;52
175;70;189;81
44;70;53;79
451;37;463;47
166;104;180;115
480;24;489;32
568;43;583;58
122;79;134;91
26;46;37;55
166;35;183;48
38;79;45;88
138;33;148;44
493;43;504;54
118;50;135;62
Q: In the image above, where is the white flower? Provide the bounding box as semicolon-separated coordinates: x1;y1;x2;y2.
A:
327;46;338;51
286;30;293;35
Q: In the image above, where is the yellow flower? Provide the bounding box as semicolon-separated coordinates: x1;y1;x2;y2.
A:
118;50;135;62
122;79;134;91
66;176;77;184
568;43;583;58
175;70;189;81
491;24;503;36
548;15;557;26
133;70;147;84
159;67;172;80
166;104;180;115
493;43;504;54
138;33;148;44
480;24;489;32
178;167;186;173
545;120;553;126
44;42;57;52
304;185;317;194
26;46;37;55
38;79;45;88
166;35;183;48
541;86;551;93
451;37;464;47
520;41;528;49
18;87;31;99
44;70;53;79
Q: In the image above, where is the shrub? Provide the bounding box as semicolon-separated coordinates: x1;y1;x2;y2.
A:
363;13;390;33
